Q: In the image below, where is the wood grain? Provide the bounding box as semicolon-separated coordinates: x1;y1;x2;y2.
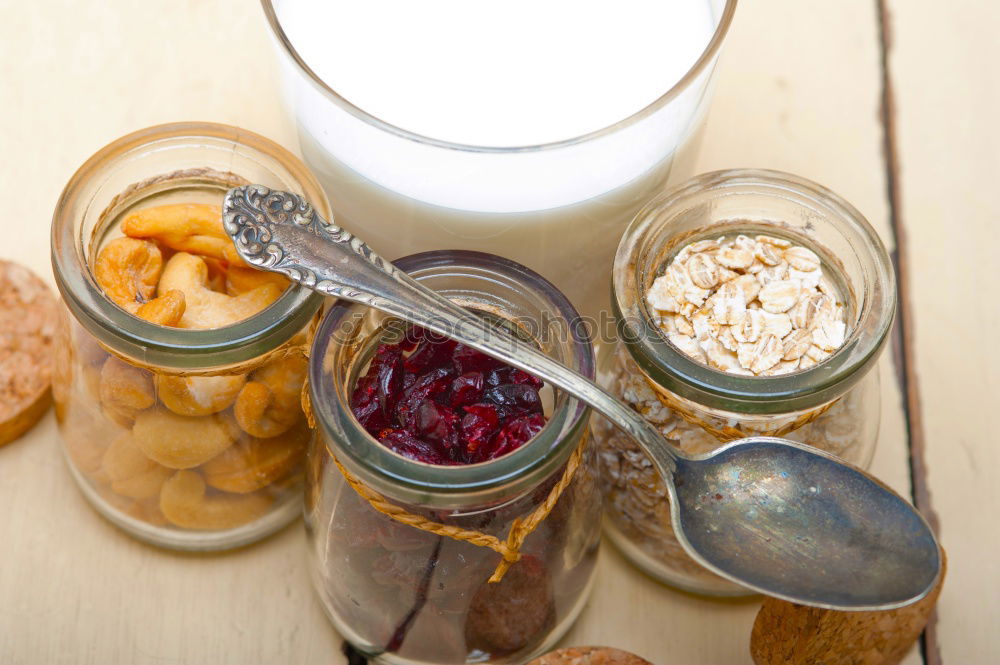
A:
0;0;950;663
885;0;1000;663
875;2;941;662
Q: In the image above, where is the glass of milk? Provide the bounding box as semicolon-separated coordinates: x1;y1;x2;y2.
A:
262;0;736;327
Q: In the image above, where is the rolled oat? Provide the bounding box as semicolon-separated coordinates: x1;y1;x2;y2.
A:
646;234;849;376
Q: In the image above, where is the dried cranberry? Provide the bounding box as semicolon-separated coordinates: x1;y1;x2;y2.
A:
378;429;456;466
396;367;453;430
350;374;382;431
350;325;548;466
482;384;543;416
484;367;510;387
450;372;485;407
489;414;546;460
414;399;461;454
453;343;503;374
374;345;404;409
404;335;457;374
461;404;500;456
484;367;542;389
509;369;543;389
350;345;404;435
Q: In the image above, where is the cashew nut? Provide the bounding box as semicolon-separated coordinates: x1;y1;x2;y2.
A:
233;354;307;438
157;253;282;329
59;403;120;480
99;357;155;416
131;407;239;469
94;484;168;526
93;237;163;312
121;203;250;268
155;373;246;417
226;266;290;296
159;470;272;530
135;289;186;327
202;256;230;293
201;423;308;494
102;432;173;500
75;332;109;403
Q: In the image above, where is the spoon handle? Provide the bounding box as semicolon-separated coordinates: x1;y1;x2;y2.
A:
222;185;678;473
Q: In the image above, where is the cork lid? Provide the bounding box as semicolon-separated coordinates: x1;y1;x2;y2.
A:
528;647;654;665
0;260;58;446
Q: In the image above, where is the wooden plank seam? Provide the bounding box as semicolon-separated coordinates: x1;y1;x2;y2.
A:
876;2;942;664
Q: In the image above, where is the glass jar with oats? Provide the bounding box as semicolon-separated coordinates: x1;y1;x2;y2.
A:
50;122;327;550
594;169;896;595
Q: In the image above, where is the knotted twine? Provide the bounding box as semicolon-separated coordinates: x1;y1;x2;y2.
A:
301;378;585;583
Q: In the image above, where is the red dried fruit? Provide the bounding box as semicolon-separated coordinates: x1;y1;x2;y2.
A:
485;367;509;387
351;374;387;432
414;399;461;454
350;344;404;433
485;366;543;389
489;414;546;460
396;367;453;430
453;343;503;374
374;344;404;404
350;325;547;466
461;404;501;456
510;369;543;389
378;428;456;466
483;383;543;417
450;372;485;407
404;334;457;374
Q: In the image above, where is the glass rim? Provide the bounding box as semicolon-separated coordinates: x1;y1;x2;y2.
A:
308;250;595;503
260;0;738;153
614;168;897;413
50;121;327;369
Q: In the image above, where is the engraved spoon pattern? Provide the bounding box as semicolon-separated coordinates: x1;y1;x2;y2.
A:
223;184;940;610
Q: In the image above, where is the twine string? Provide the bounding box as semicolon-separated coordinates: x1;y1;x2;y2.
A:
329;439;584;583
302;375;584;583
639;370;836;442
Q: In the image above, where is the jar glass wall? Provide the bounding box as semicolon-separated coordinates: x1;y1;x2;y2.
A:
50;122;328;550
306;251;599;665
594;169;896;595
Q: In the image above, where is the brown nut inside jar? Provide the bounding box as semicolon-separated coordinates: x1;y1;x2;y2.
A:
61;201;311;535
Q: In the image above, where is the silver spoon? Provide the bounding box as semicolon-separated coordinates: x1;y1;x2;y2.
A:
223;184;940;611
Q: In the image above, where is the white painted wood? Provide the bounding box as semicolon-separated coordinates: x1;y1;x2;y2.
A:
0;0;928;663
887;0;1000;662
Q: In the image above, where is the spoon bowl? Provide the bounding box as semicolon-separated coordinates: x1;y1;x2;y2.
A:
670;437;940;609
222;184;940;609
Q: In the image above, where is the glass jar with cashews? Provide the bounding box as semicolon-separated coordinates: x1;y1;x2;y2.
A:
50;122;328;549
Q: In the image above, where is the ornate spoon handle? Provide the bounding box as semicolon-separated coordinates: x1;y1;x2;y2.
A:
222;184;679;474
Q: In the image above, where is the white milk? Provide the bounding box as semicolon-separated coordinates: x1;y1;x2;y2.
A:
270;0;725;326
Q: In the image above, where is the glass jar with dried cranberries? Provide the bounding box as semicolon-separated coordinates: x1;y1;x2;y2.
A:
306;251;599;665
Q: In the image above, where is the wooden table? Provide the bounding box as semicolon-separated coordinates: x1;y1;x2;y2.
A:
1;1;995;663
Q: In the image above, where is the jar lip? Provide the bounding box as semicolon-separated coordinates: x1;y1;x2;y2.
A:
51;121;327;369
613;168;896;413
308;250;595;501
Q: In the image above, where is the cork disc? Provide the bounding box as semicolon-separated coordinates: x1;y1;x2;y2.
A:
750;548;947;665
527;647;654;665
0;260;58;446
